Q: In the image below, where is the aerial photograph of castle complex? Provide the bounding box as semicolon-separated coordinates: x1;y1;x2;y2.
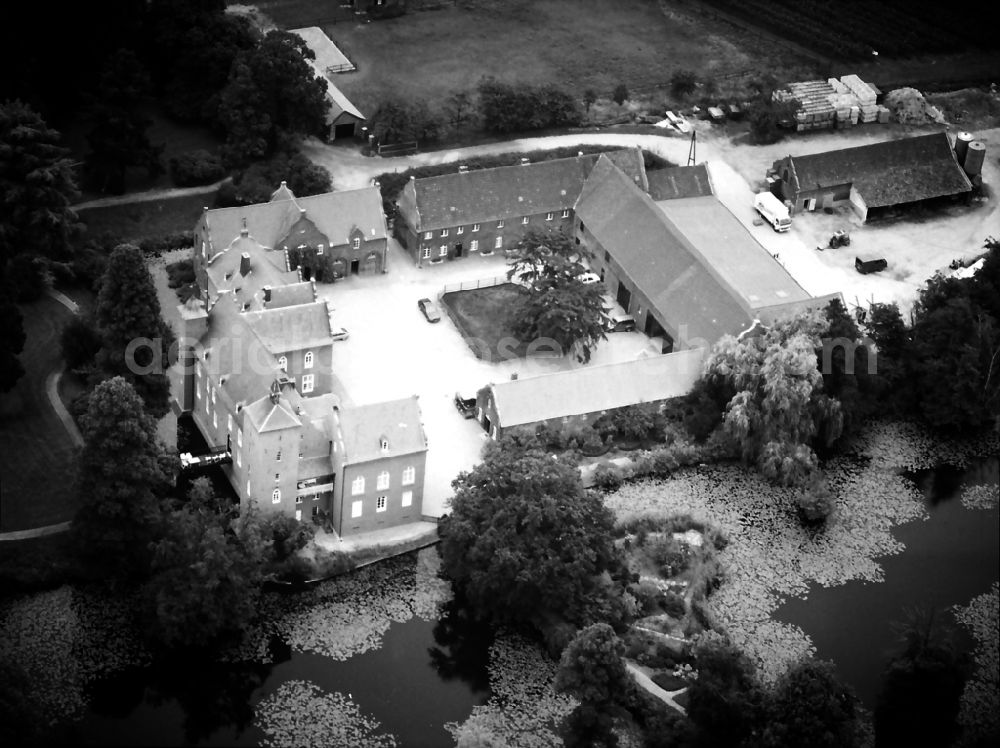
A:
0;1;997;746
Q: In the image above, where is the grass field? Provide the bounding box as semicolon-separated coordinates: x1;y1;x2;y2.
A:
441;284;530;361
77;192;211;243
255;0;815;114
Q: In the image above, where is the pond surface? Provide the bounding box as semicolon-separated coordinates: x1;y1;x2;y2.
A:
69;570;492;747
776;457;999;707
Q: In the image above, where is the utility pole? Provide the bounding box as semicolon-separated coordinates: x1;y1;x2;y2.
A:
687;130;697;166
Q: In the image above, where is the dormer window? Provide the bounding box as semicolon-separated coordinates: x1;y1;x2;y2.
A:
380;437;389;453
352;237;361;249
317;244;324;255
278;355;288;372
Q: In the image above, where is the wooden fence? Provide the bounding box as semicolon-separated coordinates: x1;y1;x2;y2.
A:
377;141;419;157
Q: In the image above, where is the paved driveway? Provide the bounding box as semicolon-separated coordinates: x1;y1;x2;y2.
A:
315;241;657;516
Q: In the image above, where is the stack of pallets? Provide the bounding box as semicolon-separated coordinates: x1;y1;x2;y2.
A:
841;74;879;123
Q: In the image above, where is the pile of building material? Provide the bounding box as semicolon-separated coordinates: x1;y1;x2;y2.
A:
884;87;947;125
775;74;888;132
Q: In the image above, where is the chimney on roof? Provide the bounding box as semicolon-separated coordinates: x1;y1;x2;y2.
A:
458;165;469;173
577;151;584;157
520;158;530;165
299;207;307;214
281;180;287;187
263;286;272;303
240;217;249;237
269;379;281;404
239;252;251;276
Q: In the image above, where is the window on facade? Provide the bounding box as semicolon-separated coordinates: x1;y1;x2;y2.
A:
275;473;280;481
301;374;315;393
562;209;570;218
521;216;529;225
470;239;479;252
247;480;251;496
351;500;363;518
211;387;216;404
497;219;504;228
456;226;464;235
441;228;449;237
227;414;233;433
579;221;586;232
424;231;432;239
296;495;303;505
546;212;554;221
276;450;282;461
422;247;431;259
213;412;218;429
352;237;360;249
317;244;324;255
278;355;288;372
494;236;502;249
604;250;610;262
472;223;480;232
438;245;447;257
312;506;320;517
237;428;243;447
402;466;415;485
377;471;389;490
352;476;365;495
272;489;281;504
304;351;314;369
236;449;241;467
376;496;387;512
401;491;413;508
380;438;389;453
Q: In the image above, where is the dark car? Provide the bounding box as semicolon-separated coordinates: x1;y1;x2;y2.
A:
418;297;441;323
855;257;888;275
604;313;636;333
454;393;477;419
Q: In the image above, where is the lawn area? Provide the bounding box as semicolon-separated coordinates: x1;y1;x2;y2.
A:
77;192;211;243
441;283;529;361
0;295;81;532
258;0;815;114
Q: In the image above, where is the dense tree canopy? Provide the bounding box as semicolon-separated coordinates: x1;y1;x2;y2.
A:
759;659;865;748
0;298;26;393
72;377;173;579
507;227;609;363
440;436;629;631
477;78;583;133
686;635;766;748
217;31;329;166
0;100;81;264
701;311;842;486
556;623;630;705
367;97;441;145
94;244;174;417
233;151;332;205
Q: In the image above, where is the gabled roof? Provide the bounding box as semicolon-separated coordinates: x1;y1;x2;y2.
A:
488;349;706;428
335;396;427;465
782;132;971;208
202;186;386;257
398;148;647;231
576;157;752;345
754;291;846;326
290;26;365;121
656;196;811;310
647;164;714;201
243;300;333;354
203;230;298;311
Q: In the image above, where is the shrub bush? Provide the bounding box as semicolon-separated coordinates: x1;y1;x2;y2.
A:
631;580;665;616
648;536;691;578
234;151;332;205
652;671;689;692
7;254;48;302
691;597;723;632
166;259;196;289
169;149;226;187
592;463;624;492
662;591;687;619
795;479;836;524
137;231;195;255
612;83;629;105
214;180;240;208
60;315;102;371
669;70;698;100
542;620;579;659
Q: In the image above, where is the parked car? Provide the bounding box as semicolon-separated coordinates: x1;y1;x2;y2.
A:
454;393;477;419
604;312;636;333
417;297;441;323
665;110;691;133
576;272;600;285
331;327;349;341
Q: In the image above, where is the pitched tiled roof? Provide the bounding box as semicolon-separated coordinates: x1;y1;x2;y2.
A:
243;390;303;433
204;232;297;311
244;300;333;354
399;148;647;231
784;132;971;208
576;157;752;345
489;349;706;428
754;292;846;325
266;282;316;310
656;196;811;310
203;186;386;256
647;164;714;200
335;396;427;465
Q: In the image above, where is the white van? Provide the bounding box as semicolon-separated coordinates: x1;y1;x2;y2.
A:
753;192;792;232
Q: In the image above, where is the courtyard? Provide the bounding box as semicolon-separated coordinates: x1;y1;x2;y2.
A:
311;240;659;517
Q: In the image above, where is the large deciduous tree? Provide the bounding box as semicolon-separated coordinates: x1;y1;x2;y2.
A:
72;376;173;579
506;227;608;363
686;635;766;748
84;49;163;194
94;244;175;418
216;31;329;166
700;311;842;486
759;659;865;748
439;436;628;632
0;100;82;264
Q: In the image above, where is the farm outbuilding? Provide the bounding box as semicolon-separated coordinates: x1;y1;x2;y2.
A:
289;26;366;140
768;132;973;222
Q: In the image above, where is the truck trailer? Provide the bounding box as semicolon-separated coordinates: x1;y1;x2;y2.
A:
753;192;792;232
